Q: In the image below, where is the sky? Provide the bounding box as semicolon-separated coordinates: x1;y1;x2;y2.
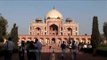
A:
0;0;107;35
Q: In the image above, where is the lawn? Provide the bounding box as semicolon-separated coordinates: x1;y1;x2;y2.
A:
97;44;107;51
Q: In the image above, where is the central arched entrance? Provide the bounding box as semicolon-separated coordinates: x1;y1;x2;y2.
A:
49;24;58;35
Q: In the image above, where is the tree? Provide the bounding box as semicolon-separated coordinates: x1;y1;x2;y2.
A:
10;23;18;46
103;22;107;40
91;16;101;56
0;15;8;42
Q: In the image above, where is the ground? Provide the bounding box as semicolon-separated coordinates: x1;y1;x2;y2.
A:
0;45;107;60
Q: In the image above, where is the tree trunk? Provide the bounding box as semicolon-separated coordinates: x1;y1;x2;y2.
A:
93;48;97;56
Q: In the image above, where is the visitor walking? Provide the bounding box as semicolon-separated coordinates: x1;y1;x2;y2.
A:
25;41;30;60
71;40;77;60
3;37;15;60
19;41;25;60
60;41;66;59
28;41;36;60
34;39;42;60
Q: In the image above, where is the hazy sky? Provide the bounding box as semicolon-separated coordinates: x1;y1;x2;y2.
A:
0;0;107;35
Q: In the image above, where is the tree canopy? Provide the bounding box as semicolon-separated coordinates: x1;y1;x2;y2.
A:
91;16;101;48
103;22;107;39
0;15;8;42
10;23;18;46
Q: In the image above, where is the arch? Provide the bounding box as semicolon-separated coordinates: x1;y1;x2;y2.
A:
33;37;37;42
76;38;80;42
57;38;62;45
64;38;68;40
35;27;41;35
88;38;91;40
36;27;41;31
52;38;56;43
82;38;86;44
49;24;58;35
45;27;46;30
40;38;44;44
22;37;26;40
46;38;50;44
34;37;37;39
67;27;72;35
22;37;25;39
88;38;91;44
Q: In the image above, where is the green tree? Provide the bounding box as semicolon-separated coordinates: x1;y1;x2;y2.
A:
10;23;18;46
91;16;101;56
0;14;8;42
103;22;107;40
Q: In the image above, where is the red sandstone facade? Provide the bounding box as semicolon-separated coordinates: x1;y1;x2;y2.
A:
18;8;91;45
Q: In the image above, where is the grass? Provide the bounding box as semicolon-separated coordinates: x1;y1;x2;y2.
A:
97;44;107;51
97;47;107;51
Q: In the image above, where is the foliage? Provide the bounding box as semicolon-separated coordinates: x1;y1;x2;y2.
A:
10;23;18;46
91;16;101;48
91;16;102;56
103;22;107;39
0;15;8;42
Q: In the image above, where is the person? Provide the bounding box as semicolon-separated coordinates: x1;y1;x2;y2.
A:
71;40;77;60
34;39;42;60
60;41;66;59
78;42;82;54
25;41;31;60
19;41;25;60
28;41;36;60
69;43;72;52
3;37;15;60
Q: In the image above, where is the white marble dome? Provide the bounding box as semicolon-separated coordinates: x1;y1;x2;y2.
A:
45;8;63;19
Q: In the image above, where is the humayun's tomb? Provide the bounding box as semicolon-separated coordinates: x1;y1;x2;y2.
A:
18;8;91;45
